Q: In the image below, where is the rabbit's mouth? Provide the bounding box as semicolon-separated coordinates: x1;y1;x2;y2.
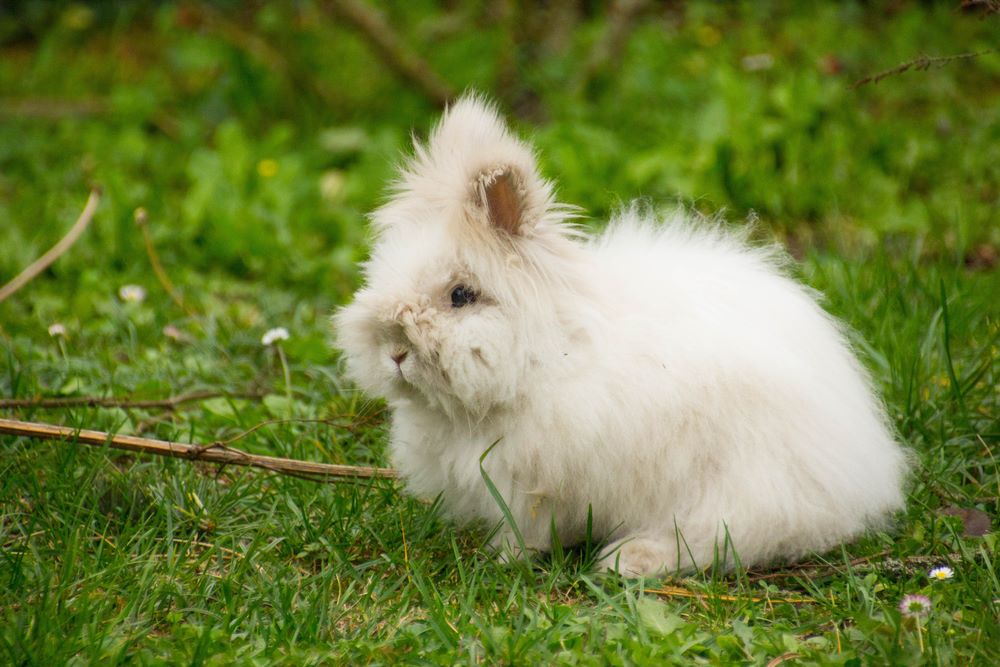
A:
386;349;434;396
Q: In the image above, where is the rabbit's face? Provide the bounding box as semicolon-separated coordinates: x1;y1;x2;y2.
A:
335;225;527;417
335;96;578;418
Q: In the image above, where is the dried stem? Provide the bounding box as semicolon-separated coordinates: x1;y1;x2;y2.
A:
852;50;994;88
645;584;813;605
134;207;193;315
325;0;455;107
0;189;101;303
0;417;398;482
745;549;892;583
0;390;263;410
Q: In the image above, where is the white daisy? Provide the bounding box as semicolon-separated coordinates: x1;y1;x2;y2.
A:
928;566;954;581
262;327;290;346
48;323;67;337
118;284;146;303
899;594;932;618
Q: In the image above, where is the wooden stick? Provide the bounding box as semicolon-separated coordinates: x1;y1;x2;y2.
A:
0;189;101;303
0;390;263;410
0;417;398;482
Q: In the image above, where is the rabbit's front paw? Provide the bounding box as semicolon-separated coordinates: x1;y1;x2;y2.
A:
598;537;676;578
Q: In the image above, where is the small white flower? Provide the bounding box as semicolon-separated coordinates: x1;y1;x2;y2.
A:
929;566;954;581
162;324;192;343
118;284;146;303
48;323;67;337
899;594;932;618
741;53;775;72
262;327;290;346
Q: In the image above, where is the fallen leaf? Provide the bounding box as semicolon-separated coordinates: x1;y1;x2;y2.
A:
941;506;992;537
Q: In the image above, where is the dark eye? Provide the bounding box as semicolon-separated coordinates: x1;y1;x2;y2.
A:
450;285;477;308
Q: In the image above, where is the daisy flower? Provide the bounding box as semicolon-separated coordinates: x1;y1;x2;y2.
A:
928;566;954;581
118;284;146;303
899;594;932;618
48;323;67;337
262;327;290;346
162;324;192;343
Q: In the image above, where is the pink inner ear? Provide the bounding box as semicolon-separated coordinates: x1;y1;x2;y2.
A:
482;169;524;236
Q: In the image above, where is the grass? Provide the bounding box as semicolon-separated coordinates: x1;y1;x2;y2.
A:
1;1;999;664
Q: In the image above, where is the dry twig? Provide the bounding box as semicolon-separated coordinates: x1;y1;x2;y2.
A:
852;50;994;88
766;653;803;667
745;550;892;583
0;417;398;482
0;389;263;410
645;584;813;605
0;189;101;303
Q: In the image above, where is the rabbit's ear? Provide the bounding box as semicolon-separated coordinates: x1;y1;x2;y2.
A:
475;166;527;236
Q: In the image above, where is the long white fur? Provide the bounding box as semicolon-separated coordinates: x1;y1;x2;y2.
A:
334;94;908;576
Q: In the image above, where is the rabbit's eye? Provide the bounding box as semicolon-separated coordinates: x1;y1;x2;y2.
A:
450;285;477;308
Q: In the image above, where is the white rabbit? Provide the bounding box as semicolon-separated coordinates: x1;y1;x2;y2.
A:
334;94;908;576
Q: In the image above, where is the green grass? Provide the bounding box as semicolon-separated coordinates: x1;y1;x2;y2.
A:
2;2;999;664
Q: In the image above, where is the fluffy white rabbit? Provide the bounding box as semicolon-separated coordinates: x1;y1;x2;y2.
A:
334;94;908;576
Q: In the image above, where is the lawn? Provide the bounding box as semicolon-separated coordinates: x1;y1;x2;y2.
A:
1;2;998;664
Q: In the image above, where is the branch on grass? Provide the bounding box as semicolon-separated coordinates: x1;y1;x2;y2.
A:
0;417;398;482
0;389;264;410
0;189;101;304
644;584;814;605
325;0;455;108
852;50;994;88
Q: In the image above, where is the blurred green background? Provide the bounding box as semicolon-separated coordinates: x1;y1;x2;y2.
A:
1;1;998;315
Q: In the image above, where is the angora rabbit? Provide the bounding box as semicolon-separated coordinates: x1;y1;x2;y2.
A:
335;95;907;576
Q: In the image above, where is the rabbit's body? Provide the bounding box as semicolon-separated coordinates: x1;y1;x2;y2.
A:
336;96;907;576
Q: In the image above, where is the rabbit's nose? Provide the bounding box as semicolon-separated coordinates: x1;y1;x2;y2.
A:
391;350;408;366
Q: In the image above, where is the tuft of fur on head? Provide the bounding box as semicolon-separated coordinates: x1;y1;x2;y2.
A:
377;94;572;240
334;93;908;577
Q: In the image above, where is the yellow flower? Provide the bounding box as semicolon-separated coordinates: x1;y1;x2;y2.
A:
257;159;279;178
695;24;721;48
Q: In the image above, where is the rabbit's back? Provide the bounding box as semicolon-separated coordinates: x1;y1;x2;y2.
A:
533;211;909;565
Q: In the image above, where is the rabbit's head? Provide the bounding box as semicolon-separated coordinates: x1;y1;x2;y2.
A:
335;95;586;419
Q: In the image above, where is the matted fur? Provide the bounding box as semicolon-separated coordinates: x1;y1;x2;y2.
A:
334;95;908;576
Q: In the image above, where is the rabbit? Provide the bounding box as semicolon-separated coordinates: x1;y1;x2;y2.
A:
334;94;908;577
